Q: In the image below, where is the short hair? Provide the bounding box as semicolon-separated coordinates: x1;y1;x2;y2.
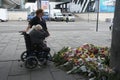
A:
36;9;43;15
34;24;43;30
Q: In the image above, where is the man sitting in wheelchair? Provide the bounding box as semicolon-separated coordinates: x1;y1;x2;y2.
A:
29;24;50;64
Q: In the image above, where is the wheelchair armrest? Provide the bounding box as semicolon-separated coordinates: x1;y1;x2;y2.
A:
19;31;27;35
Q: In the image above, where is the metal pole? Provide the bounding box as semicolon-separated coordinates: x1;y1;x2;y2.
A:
37;0;41;9
37;0;39;9
21;0;25;9
39;0;41;9
49;4;51;21
88;0;90;22
88;11;89;22
96;0;99;32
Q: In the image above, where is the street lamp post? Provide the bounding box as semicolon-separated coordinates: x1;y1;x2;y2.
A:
48;0;51;21
37;0;41;9
21;0;25;9
96;0;100;32
88;0;90;22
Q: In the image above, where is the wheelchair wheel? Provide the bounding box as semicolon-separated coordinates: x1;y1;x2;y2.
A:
25;56;38;69
21;51;27;62
47;53;53;61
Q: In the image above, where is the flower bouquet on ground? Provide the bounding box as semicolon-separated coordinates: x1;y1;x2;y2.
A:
52;47;68;66
52;43;117;80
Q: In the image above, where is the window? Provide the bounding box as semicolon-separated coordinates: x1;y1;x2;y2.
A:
44;12;49;16
68;14;72;16
63;14;66;16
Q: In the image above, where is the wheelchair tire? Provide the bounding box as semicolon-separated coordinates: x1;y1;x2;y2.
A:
25;56;38;69
47;53;53;61
21;51;27;62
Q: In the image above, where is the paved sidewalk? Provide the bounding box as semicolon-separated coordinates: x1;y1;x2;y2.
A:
0;21;111;80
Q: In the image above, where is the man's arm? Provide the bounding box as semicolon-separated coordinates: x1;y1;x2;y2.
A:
26;17;35;32
43;20;50;36
26;24;31;32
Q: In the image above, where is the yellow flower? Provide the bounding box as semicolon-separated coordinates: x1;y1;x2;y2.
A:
60;52;66;57
78;47;82;51
80;54;88;58
74;59;78;63
67;57;73;61
90;53;95;58
103;51;108;55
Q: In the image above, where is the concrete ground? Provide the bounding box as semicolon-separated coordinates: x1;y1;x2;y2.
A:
0;20;111;80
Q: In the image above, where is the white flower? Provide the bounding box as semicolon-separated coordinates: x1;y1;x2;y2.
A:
89;77;96;80
63;62;70;66
88;72;94;77
72;48;76;53
69;53;74;57
68;47;72;50
67;66;79;74
98;63;104;70
78;58;83;61
80;66;87;72
67;70;72;74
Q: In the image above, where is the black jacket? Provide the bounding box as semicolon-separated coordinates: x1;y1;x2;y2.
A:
29;16;50;37
29;16;47;31
29;29;48;45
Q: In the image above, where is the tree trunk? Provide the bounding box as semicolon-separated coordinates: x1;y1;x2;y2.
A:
111;0;120;72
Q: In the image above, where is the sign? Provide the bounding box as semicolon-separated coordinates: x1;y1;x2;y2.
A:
41;0;49;10
27;0;36;2
100;0;115;12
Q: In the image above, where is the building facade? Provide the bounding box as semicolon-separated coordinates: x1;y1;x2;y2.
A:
69;0;115;13
0;0;25;9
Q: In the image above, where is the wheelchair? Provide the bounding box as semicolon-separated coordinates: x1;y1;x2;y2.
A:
20;31;52;69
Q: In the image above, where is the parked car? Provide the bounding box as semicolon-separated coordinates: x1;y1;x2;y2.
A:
27;12;35;21
42;12;49;21
27;11;49;21
49;9;64;21
0;8;8;22
54;12;64;21
62;13;75;22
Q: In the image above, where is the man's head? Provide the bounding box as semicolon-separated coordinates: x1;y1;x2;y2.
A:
36;9;44;17
34;24;43;30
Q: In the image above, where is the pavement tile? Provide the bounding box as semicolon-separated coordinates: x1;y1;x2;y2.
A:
19;38;25;43
8;74;30;80
0;43;7;47
8;61;29;76
14;49;26;60
51;70;76;80
16;45;26;50
30;67;53;80
48;62;61;72
0;42;18;61
0;61;12;80
72;74;88;80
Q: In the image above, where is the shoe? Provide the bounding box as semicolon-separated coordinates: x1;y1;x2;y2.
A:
47;54;53;61
42;59;47;65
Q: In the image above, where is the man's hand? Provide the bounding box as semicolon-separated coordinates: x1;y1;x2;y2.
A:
26;25;31;32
